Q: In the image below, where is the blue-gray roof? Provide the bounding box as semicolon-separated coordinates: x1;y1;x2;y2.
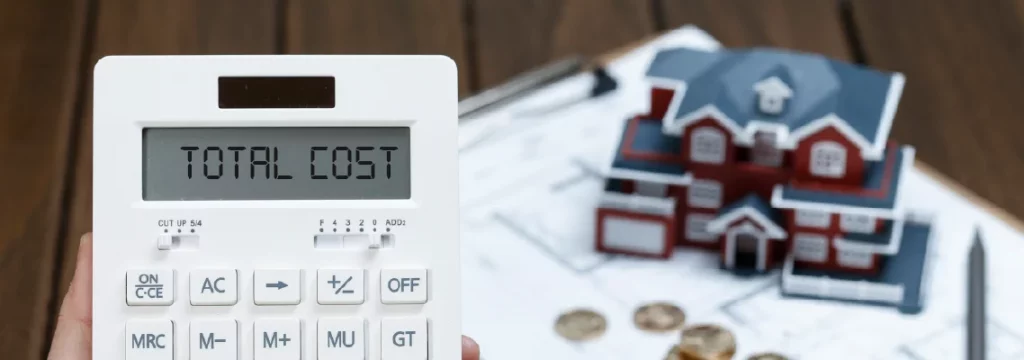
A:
610;117;686;176
647;47;897;144
718;193;784;228
775;144;909;210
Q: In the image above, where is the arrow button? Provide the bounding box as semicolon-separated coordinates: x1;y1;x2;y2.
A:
254;269;301;305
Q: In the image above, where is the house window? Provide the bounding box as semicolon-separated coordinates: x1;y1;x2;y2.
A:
751;131;783;167
690;127;726;164
840;214;875;233
837;250;873;269
685;214;717;242
753;76;793;115
795;210;830;229
793;233;828;262
635;181;668;197
688;179;722;209
810;141;847;178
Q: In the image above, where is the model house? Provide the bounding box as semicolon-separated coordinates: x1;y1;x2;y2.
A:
595;47;933;313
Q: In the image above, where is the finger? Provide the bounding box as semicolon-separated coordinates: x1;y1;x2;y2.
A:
462;335;480;360
48;234;93;360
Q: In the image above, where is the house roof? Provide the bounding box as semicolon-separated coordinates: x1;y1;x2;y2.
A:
708;193;787;239
771;144;914;216
608;117;688;182
647;47;901;154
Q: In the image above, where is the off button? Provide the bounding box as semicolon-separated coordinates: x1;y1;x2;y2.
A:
380;269;427;304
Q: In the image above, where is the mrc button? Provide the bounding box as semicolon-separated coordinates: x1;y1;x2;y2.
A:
380;269;427;304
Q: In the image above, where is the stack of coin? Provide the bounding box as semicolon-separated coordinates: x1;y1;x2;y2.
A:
677;324;737;360
746;353;788;360
554;309;607;341
634;302;687;333
664;345;684;360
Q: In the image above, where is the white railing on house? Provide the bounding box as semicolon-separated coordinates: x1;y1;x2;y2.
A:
599;191;675;216
781;256;905;304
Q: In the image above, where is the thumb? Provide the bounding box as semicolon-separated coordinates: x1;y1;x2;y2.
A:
48;234;93;360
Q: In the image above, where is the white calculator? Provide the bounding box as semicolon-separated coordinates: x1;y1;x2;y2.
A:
92;55;460;360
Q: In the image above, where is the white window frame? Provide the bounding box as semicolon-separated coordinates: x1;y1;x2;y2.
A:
840;214;875;233
837;250;873;269
758;95;785;115
685;214;718;242
690;127;726;164
810;141;847;178
635;181;668;197
795;209;830;229
792;233;828;263
687;179;722;209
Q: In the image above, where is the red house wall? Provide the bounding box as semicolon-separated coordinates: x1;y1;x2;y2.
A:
648;87;675;119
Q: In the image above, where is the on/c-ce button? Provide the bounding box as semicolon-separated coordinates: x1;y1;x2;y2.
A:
381;317;427;360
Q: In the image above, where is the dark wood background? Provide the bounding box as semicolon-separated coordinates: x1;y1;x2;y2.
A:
3;0;1022;357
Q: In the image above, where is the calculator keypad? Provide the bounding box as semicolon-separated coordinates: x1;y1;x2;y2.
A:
124;269;430;359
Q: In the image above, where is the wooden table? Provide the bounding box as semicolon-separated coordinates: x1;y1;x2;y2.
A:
2;0;1021;357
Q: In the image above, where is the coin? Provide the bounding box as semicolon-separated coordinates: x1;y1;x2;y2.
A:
747;353;788;360
664;345;683;360
634;302;686;332
554;309;607;341
678;324;737;360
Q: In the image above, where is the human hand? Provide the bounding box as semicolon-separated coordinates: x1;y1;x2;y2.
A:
48;233;481;360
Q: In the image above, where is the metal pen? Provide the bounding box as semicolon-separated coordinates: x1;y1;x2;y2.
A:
968;228;986;360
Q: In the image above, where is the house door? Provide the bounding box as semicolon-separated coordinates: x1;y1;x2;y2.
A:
733;232;760;270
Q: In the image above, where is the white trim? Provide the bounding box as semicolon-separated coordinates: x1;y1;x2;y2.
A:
794;209;831;229
769;144;915;218
684;213;718;242
809;140;848;178
689;126;727;164
706;207;787;239
836;249;874;269
872;73;905;159
599;191;676;216
792;233;829;262
724;221;769;271
839;213;875;233
608;168;692;186
782;255;905;304
834;218;905;255
687;179;723;209
662;103;746;138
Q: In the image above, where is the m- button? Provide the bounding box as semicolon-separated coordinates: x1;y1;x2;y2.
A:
126;269;174;306
380;269;427;304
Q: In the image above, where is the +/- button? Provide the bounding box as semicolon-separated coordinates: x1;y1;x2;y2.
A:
318;269;365;305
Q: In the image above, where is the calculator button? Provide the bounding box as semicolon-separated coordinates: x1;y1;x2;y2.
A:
318;318;366;359
126;269;174;306
317;269;365;305
190;319;238;360
253;269;301;305
381;317;427;360
380;269;427;304
254;318;301;360
125;319;174;360
190;269;238;306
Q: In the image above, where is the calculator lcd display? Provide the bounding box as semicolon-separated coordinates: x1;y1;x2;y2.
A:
143;127;411;200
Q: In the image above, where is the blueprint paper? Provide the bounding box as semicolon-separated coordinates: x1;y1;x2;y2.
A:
458;26;1024;359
